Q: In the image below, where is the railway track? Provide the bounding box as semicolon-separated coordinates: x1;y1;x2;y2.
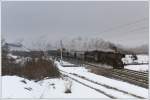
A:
113;69;148;80
89;62;148;75
60;58;148;88
86;62;148;79
85;63;148;88
60;70;145;99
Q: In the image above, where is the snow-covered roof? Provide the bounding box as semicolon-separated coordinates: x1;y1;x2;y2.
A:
6;43;30;52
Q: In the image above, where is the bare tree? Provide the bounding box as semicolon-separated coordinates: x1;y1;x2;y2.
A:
59;37;120;52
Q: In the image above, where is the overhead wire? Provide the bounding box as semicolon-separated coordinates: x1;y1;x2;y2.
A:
98;17;148;34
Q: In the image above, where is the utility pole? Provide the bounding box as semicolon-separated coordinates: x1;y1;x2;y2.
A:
60;40;63;65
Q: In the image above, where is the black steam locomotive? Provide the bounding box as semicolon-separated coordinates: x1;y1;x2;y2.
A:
48;50;125;69
84;51;125;69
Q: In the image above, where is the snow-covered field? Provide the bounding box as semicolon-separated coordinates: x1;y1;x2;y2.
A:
122;54;149;64
2;76;109;98
122;54;149;72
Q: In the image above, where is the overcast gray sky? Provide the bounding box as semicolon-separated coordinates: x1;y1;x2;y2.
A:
2;1;149;48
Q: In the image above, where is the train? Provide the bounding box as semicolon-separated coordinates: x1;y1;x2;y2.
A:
48;50;125;69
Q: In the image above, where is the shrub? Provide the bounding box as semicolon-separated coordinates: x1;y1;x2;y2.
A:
22;58;60;80
2;58;60;80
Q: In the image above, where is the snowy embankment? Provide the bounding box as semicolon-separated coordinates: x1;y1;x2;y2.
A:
122;55;149;72
56;61;148;98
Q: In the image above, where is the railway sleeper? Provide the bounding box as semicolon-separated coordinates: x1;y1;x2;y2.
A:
110;73;148;88
113;69;148;77
111;70;148;81
110;72;148;84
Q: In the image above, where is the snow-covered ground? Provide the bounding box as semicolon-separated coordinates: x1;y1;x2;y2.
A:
122;54;149;64
7;53;18;59
122;54;149;72
125;65;148;72
2;76;108;98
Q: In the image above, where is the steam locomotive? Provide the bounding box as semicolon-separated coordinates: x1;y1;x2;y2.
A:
48;50;125;69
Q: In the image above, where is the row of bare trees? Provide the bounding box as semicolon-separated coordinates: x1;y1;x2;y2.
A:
53;37;148;54
54;37;117;52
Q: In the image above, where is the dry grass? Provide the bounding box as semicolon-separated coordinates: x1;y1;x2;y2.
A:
2;58;60;80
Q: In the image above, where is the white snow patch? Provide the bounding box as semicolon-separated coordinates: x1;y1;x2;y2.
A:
122;55;149;64
125;65;149;72
122;55;149;72
7;53;18;59
2;75;108;98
